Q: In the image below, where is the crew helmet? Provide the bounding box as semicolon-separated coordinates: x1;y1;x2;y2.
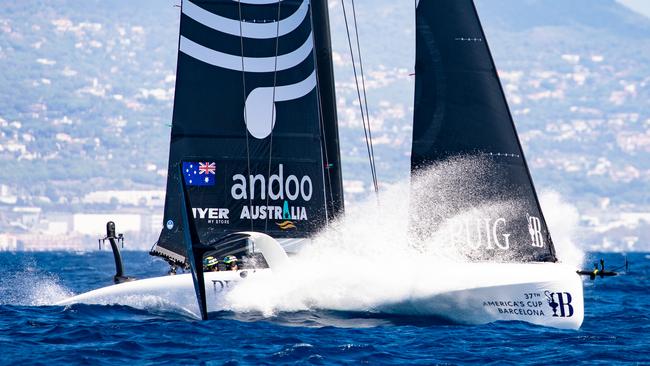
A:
223;255;238;265
203;256;218;267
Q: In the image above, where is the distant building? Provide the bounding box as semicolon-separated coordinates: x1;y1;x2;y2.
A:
0;184;17;205
73;213;142;236
82;190;165;207
15;234;88;251
12;206;42;227
44;221;69;235
0;234;17;251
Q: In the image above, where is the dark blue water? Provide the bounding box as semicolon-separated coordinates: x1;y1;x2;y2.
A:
1;252;648;365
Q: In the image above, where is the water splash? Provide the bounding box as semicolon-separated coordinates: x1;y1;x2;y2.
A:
1;262;74;306
539;190;584;268
225;156;585;316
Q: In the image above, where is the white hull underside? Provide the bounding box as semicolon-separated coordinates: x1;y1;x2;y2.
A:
57;262;584;329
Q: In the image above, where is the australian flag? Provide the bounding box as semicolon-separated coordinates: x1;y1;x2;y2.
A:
183;162;216;186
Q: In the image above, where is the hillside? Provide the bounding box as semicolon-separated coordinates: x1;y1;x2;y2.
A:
480;0;650;35
0;0;649;250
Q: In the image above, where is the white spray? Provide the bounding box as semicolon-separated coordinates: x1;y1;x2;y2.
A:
539;190;584;268
1;264;74;306
225;157;585;316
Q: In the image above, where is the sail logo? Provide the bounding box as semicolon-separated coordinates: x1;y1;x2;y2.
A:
545;291;574;318
276;220;297;230
528;215;545;248
192;207;230;225
450;217;512;250
239;201;308;222
275;201;302;230
183;162;216;186
179;0;317;139
231;164;313;202
234;164;311;226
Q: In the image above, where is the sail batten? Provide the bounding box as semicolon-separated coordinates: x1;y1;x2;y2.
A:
411;0;556;262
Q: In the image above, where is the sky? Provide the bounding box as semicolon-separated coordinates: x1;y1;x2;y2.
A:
617;0;650;18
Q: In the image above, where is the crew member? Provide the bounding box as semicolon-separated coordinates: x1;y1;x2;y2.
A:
203;256;219;272
223;255;238;271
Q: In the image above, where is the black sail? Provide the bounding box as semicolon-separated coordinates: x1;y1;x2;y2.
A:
152;0;343;265
411;0;556;262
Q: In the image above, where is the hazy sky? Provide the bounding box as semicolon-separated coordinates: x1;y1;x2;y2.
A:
617;0;650;18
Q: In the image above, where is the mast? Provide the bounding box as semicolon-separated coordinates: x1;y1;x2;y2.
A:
312;0;345;220
410;0;556;262
152;0;342;265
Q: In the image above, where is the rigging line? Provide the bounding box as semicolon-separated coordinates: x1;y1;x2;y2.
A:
308;3;335;221
609;260;629;273
317;70;336;218
238;0;254;231
316;68;335;217
350;0;378;195
264;0;282;233
340;0;379;196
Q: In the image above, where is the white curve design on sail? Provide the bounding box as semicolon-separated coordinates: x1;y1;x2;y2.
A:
183;0;309;39
179;33;313;73
245;71;317;139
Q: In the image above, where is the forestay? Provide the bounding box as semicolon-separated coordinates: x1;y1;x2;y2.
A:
410;0;556;262
152;0;343;265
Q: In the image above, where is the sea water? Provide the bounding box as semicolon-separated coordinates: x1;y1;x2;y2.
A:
0;252;648;365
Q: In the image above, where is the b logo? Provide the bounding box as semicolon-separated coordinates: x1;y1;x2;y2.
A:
545;291;574;317
528;215;545;248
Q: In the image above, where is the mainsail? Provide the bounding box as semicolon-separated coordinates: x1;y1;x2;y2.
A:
152;0;343;265
411;0;556;262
